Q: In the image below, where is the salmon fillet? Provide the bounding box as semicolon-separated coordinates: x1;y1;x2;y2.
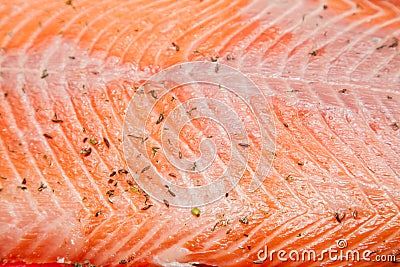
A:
0;0;399;266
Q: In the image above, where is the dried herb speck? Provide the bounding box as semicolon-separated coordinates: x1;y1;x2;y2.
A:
152;147;160;157
172;42;180;51
38;182;47;192
376;45;386;50
141;165;150;173
334;212;345;223
163;199;170;208
141;204;153;210
389;37;398;48
41;69;49;79
51;113;63;123
150;90;158;99
239;216;249;224
118;169;128;174
352;210;357;219
43;133;53;139
103;137;110;148
238;143;249;147
391;123;399;131
80;147;92;157
156;113;164;124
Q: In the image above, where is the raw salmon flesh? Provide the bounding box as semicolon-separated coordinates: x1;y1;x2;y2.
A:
0;0;399;266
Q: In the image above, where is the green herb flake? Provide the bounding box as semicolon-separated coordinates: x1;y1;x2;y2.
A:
89;139;97;145
285;175;294;181
191;207;200;217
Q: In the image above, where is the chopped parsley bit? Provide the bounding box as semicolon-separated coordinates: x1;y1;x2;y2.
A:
43;133;53;139
41;69;49;79
156;113;164;124
239;216;249;224
130;186;139;193
192;161;197;171
80;147;92;157
285;175;294;181
38;182;47;192
89;139;97;145
212;217;230;231
191;207;200;217
103;137;110;148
